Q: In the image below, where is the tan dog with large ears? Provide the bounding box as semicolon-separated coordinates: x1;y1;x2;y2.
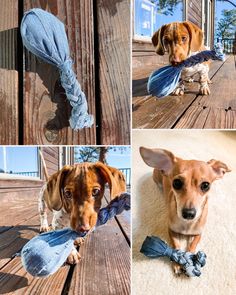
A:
152;21;211;96
139;147;231;275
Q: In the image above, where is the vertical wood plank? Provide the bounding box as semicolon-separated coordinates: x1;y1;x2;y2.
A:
0;0;19;144
23;0;96;145
96;0;130;145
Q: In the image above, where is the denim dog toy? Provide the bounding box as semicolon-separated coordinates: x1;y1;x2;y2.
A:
148;44;225;98
21;8;93;130
140;236;206;277
21;193;130;277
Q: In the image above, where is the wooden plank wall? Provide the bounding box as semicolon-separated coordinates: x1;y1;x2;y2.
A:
0;0;19;144
187;0;202;27
0;0;130;145
41;146;59;179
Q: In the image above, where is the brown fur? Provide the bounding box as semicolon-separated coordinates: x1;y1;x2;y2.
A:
140;147;231;274
43;162;126;232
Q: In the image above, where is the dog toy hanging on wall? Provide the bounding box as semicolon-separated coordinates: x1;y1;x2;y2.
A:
20;8;94;130
140;236;207;277
148;44;225;98
21;193;130;277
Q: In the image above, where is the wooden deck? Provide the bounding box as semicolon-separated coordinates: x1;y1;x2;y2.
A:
0;0;130;145
133;55;236;129
0;185;130;295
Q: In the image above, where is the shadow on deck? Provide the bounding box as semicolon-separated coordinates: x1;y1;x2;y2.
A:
132;55;236;129
0;191;130;295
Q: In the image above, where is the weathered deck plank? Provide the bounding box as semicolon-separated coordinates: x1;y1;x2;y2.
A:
96;0;130;145
23;0;96;145
132;57;231;129
0;0;19;144
68;220;130;295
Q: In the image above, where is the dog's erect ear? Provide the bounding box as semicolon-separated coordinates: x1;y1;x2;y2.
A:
207;159;231;179
152;25;166;55
140;147;175;175
94;162;126;199
43;166;72;211
183;21;203;52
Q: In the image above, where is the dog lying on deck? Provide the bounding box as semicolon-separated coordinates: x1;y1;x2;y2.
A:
140;147;230;275
38;161;126;264
152;21;211;95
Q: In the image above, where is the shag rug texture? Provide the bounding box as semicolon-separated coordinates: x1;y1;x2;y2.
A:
132;130;236;295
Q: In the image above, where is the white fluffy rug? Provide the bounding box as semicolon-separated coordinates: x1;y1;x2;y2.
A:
132;130;236;295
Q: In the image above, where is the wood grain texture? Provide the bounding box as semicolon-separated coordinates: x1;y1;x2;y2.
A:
68;220;130;295
96;0;130;145
23;0;96;145
0;0;19;144
41;146;59;179
187;0;202;27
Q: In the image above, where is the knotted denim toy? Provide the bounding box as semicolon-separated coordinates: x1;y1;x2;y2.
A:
148;44;225;98
21;193;130;277
140;236;206;277
21;8;93;130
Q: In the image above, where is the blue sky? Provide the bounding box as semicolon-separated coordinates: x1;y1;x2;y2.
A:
0;147;38;173
106;147;131;168
215;1;234;21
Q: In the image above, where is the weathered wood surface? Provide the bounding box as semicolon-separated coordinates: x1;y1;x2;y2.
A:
0;0;19;144
96;0;130;145
23;0;96;145
132;56;234;129
0;186;130;295
0;0;130;145
41;146;60;178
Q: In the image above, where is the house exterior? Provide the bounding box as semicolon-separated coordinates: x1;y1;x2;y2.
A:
133;0;215;69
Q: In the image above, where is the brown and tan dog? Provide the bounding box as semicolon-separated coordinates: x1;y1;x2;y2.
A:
152;21;211;95
140;147;230;274
38;162;126;264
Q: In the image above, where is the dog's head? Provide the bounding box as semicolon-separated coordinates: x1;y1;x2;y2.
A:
140;147;231;221
152;21;203;65
43;162;126;232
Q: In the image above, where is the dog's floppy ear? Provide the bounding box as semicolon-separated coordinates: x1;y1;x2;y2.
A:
207;159;231;179
140;147;175;175
94;162;126;199
183;21;203;52
152;25;166;55
43;166;72;211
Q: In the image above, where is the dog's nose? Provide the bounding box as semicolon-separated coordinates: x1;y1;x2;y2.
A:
78;224;90;232
182;208;196;220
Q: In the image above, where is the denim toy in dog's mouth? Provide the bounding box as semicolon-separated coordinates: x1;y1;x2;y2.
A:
148;44;225;98
21;193;130;277
21;8;94;130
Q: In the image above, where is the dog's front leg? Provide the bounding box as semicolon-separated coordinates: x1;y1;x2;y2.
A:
38;185;50;232
67;246;82;265
187;234;201;253
168;229;183;275
199;66;210;95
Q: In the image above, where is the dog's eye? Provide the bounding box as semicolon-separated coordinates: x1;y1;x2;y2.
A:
92;188;100;197
64;190;72;199
172;179;183;190
200;182;210;192
182;36;187;42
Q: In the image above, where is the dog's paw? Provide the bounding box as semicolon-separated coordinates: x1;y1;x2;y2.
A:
199;84;210;95
172;87;184;96
39;225;51;233
186;78;194;83
172;262;183;276
74;237;85;247
67;249;82;265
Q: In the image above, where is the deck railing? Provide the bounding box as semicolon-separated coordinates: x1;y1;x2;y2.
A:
119;168;131;187
217;38;236;54
10;171;39;177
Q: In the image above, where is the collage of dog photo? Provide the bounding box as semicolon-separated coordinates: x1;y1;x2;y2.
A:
0;0;236;295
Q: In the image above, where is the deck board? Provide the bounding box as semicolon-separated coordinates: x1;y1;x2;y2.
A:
132;56;234;129
0;188;130;295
